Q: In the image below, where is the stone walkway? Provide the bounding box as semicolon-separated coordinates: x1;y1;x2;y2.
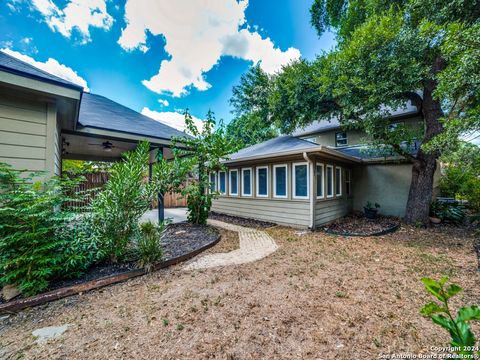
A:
183;219;279;270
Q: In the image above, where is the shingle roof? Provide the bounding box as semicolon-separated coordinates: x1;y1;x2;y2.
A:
228;135;318;161
78;93;190;141
0;50;83;90
334;141;421;160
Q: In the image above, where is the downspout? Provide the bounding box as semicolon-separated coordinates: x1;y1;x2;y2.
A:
303;152;316;230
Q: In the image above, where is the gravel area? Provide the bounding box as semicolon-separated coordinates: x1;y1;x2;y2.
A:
323;212;400;236
209;212;276;229
0;224;478;359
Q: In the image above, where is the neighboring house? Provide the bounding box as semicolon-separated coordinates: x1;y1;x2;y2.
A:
211;106;440;228
0;50;187;179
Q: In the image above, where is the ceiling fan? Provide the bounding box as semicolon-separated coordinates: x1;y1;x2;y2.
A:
87;141;123;152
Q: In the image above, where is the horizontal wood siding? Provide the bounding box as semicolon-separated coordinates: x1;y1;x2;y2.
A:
315;198;351;226
211;197;310;227
0;93;50;174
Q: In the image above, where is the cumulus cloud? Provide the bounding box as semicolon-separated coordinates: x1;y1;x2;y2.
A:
30;0;113;43
118;0;300;96
158;99;169;107
1;48;89;90
141;107;203;133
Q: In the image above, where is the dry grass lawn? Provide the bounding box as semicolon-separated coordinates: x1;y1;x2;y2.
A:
0;224;479;359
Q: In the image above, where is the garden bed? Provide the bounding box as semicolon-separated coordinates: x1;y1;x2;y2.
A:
0;223;220;312
323;212;400;236
209;212;276;229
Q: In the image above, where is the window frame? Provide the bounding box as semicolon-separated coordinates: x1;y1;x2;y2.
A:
273;164;288;199
326;165;334;198
335;166;343;197
316;163;325;199
241;167;253;197
229;169;239;196
345;169;352;196
218;171;226;195
209;172;217;193
335;131;348;147
256;165;269;198
292;162;310;200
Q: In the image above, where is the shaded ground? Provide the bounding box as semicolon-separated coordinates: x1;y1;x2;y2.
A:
209;212;276;229
1;223;479;359
323;212;400;236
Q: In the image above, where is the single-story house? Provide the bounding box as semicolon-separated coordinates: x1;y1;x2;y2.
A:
211;109;441;229
0;50;187;178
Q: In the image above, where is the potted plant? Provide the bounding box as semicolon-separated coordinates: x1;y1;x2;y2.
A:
364;201;380;219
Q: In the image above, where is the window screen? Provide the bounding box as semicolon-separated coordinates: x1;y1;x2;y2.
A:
294;164;308;198
230;170;238;195
242;169;251;195
326;166;333;197
219;172;226;194
335;132;348;147
274;165;287;197
209;173;216;192
316;164;324;198
335;167;342;196
257;167;268;196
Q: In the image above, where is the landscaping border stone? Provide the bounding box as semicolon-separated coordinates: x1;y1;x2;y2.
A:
0;232;221;314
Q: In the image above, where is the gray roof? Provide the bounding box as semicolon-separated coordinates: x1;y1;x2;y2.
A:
0;50;83;90
78;93;190;141
334;140;421;160
228;135;318;161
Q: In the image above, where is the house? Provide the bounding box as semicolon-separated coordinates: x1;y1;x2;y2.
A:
0;50;186;179
211;107;440;229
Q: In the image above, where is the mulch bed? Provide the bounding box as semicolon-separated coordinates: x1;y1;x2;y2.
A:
323;212;400;236
209;212;276;229
0;223;219;308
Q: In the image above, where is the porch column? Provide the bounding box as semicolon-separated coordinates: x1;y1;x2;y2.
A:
156;147;164;223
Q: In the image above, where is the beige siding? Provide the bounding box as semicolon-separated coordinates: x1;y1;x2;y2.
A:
315;198;351;227
211;197;311;228
0;94;59;176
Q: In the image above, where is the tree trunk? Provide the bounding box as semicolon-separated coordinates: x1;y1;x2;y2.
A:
404;60;445;225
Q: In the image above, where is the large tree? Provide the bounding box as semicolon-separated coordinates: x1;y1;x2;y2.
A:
269;0;479;224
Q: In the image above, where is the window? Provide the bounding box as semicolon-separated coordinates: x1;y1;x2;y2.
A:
229;169;238;196
209;172;216;192
335;166;342;196
345;169;352;196
316;163;324;199
326;165;334;198
335;131;348;147
256;166;269;197
293;162;309;199
218;171;226;194
242;168;252;196
274;164;288;198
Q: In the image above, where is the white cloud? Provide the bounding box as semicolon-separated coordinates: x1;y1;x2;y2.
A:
141;107;203;133
1;48;89;91
158;99;169;107
30;0;113;43
118;0;300;96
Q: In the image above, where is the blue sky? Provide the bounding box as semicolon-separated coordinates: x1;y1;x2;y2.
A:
0;0;336;129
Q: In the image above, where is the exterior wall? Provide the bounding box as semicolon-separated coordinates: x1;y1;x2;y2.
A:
0;93;59;177
352;163;412;217
315;198;352;227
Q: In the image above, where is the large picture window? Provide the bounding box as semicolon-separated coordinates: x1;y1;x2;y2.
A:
218;171;226;194
242;168;252;196
316;163;324;199
293;162;309;199
274;164;288;198
256;166;269;197
209;172;216;193
326;165;334;198
229;169;238;196
335;166;342;196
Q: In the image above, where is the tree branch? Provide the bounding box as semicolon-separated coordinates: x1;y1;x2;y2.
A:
403;91;423;112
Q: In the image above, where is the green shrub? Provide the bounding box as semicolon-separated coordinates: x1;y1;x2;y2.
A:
421;276;480;357
90;141;154;263
430;200;466;224
0;164;93;296
136;221;165;272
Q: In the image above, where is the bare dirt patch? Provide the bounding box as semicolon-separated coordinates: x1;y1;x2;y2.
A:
209;212;275;229
1;224;478;359
324;212;400;236
203;228;240;254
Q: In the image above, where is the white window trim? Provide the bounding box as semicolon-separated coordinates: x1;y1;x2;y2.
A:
292;162;310;200
335;166;342;197
273;164;288;199
345;169;352;196
218;171;226;195
256;166;269;198
209;172;217;193
241;168;252;197
316;163;325;199
229;169;238;196
326;165;334;198
335;131;348;147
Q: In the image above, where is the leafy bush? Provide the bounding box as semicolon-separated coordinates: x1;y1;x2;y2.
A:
0;164;93;296
430;200;466;224
421;276;480;357
90;141;154;263
136;221;165;272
